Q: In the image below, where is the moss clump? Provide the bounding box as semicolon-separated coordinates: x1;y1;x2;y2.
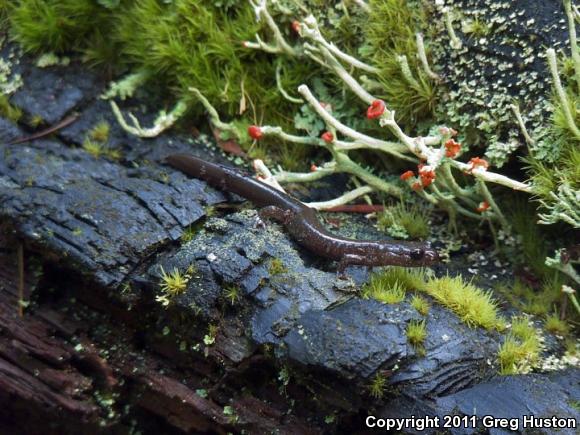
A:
0;94;22;122
157;265;195;307
224;284;240;305
362;274;406;304
368;372;387;399
544;313;570;336
376;202;430;240
498;317;540;375
364;0;436;127
82;138;120;160
366;267;429;293
269;258;288;275
8;0;109;54
88;120;110;143
406;319;427;349
423;275;505;331
410;295;430;316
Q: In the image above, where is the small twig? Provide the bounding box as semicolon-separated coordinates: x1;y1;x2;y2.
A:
326;204;385;213
8;114;79;145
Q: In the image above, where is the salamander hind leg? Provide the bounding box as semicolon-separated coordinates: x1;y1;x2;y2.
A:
256;205;295;228
337;253;366;279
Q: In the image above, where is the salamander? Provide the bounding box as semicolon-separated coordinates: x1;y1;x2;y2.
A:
166;154;439;274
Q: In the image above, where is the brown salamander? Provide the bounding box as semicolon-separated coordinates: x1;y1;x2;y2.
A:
166;154;439;274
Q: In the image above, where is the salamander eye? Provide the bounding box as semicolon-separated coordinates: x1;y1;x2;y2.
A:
410;249;425;260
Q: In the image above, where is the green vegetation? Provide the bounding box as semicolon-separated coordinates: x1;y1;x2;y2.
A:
8;0;108;54
224;285;240;305
364;0;436;126
156;264;196;307
498;317;541;375
363;269;504;331
0;94;22;122
368;372;387;399
410;295;430;316
423;275;505;331
406;319;427;354
269;258;288;275
88;121;110;143
362;273;407;304
544;312;570;336
82;138;120;160
376;202;430;240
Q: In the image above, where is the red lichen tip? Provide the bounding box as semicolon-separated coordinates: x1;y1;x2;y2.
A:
291;20;301;33
248;125;263;140
400;170;415;181
366;100;386;120
444;139;461;158
418;164;436;187
469;157;489;170
321;131;334;143
476;201;490;212
411;181;423;191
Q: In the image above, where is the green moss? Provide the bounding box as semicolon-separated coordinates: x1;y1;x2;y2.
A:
406;319;427;347
410;295;430;316
364;0;436;126
224;284;240;305
88;121;110;143
362;272;408;304
368;372;387;399
544;312;570;336
269;258;288;275
28;114;44;128
9;0;106;53
423;275;505;331
0;94;22;122
509;200;552;279
498;317;540;375
377;202;430;240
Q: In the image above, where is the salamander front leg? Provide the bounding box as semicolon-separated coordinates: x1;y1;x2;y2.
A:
256;205;295;228
337;253;366;279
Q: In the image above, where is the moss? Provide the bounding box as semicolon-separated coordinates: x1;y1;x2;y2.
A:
498;317;540;375
508;200;552;279
544;313;570;336
362;273;406;304
0;94;22;122
28;114;44;128
376;202;430;240
158;265;193;298
410;295;430;316
365;267;429;293
406;319;427;348
88;121;110;143
368;372;387;399
9;0;106;53
364;0;436;127
269;258;288;275
224;284;240;305
423;275;505;331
